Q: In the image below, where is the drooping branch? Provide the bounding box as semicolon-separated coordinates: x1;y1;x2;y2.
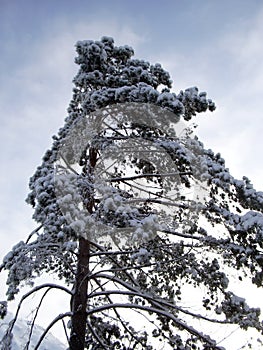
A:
1;283;72;346
34;312;72;350
24;287;52;350
91;276;148;348
88;280;230;325
86;302;222;348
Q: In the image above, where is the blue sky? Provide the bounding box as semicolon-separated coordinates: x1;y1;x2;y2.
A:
1;0;263;345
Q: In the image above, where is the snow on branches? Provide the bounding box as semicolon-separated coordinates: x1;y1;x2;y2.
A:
1;36;263;350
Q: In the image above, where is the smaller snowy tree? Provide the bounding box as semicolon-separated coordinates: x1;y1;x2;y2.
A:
1;36;263;350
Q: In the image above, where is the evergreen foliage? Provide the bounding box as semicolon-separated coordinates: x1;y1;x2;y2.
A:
1;36;263;350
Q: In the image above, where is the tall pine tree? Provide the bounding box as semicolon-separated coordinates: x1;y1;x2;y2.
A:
1;36;263;349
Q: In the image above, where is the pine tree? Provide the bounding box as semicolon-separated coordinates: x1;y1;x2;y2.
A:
1;36;263;349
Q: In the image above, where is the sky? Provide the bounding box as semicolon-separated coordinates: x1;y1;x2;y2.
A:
0;0;263;347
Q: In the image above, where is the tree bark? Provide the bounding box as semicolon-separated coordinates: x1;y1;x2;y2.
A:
69;237;90;350
69;147;97;350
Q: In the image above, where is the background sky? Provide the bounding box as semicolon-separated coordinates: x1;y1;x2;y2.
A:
0;0;263;347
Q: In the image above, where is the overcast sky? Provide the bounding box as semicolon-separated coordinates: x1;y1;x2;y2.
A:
1;0;263;345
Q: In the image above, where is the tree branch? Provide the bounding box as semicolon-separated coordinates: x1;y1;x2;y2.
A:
24;287;52;350
86;303;221;348
34;312;72;349
88;289;230;325
4;283;72;337
108;172;192;182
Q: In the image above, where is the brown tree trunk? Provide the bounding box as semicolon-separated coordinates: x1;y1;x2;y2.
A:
69;147;97;350
69;238;90;350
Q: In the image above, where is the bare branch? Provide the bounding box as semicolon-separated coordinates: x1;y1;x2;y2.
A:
34;312;72;349
4;284;72;337
108;172;192;182
24;287;52;350
25;225;43;244
127;197;188;208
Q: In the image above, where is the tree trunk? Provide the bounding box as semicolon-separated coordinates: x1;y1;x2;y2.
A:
69;147;97;350
69;237;90;350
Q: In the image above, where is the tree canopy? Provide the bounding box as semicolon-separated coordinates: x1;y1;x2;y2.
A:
1;36;263;350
